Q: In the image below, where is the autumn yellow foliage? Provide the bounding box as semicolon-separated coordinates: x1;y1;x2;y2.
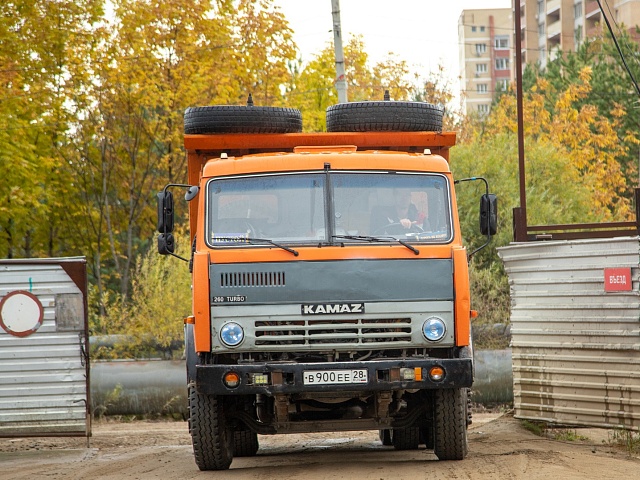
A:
484;67;636;220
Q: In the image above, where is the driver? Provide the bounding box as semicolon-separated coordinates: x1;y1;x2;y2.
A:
370;189;425;234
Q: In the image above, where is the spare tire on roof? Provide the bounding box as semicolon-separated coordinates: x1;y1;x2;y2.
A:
184;105;302;134
326;101;444;132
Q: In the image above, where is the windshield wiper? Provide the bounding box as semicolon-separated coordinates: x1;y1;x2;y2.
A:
332;235;419;255
245;238;299;256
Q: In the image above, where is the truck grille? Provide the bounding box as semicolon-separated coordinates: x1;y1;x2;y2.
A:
220;271;285;288
254;318;412;347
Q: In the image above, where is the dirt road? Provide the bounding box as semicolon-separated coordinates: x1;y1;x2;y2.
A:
1;413;639;479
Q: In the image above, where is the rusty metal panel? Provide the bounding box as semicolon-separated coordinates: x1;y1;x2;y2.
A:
499;237;640;430
0;258;89;437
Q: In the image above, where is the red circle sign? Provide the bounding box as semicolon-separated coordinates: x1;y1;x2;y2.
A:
0;290;44;337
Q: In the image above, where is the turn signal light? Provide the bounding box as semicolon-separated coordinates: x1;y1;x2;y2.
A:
223;371;240;388
251;373;270;385
429;366;445;382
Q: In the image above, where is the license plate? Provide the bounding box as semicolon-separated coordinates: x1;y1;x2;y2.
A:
303;369;368;385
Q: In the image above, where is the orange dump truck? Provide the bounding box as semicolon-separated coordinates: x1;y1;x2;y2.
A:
157;101;497;470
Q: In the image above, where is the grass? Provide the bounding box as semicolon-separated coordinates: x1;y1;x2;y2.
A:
608;428;640;455
552;429;589;442
521;420;546;436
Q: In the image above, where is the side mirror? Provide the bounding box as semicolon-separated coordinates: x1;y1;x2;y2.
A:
185;186;199;202
158;233;175;255
157;191;174;234
480;193;498;236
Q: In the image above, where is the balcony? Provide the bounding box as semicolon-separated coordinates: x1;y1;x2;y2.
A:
586;1;601;19
547;19;561;44
546;0;561;16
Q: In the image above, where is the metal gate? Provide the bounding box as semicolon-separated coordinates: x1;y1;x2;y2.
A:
0;257;90;437
499;237;640;431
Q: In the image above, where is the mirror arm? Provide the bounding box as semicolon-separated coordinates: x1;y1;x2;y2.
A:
454;177;492;261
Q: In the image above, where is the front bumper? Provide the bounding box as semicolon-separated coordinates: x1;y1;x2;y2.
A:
195;358;472;395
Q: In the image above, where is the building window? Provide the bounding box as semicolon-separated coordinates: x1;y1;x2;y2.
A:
480;26;485;32
537;0;544;16
475;43;487;55
477;84;488;94
471;26;476;32
538;23;545;36
495;58;510;70
574;2;583;18
478;104;489;115
496;79;509;91
495;35;509;49
476;63;488;74
575;25;583;44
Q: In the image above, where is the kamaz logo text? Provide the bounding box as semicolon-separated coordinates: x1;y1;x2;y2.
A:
301;303;365;315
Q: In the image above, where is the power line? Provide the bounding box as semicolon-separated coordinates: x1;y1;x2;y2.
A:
596;0;640;97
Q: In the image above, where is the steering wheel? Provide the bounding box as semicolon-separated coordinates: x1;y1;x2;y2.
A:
241;221;258;238
373;222;424;235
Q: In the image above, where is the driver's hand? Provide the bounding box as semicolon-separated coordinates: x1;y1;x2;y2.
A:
400;218;413;228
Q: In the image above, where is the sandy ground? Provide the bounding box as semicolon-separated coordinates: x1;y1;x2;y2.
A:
1;413;639;480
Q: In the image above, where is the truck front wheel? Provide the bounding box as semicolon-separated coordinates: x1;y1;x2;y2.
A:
188;385;233;470
434;388;468;460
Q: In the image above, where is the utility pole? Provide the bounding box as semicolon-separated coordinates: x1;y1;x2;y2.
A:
331;0;348;103
513;0;527;241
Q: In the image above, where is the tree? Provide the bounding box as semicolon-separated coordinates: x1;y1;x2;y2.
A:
451;133;609;341
229;0;297;106
522;33;640;198
286;36;414;131
483;67;633;221
411;63;476;139
0;0;104;259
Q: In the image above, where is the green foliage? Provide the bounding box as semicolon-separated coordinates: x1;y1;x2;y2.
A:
508;33;640;201
90;229;191;359
452;133;609;343
469;264;510;349
453;134;602;266
553;429;589;442
521;420;546;437
609;428;640;455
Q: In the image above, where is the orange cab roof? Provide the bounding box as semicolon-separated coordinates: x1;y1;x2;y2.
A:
201;149;451;177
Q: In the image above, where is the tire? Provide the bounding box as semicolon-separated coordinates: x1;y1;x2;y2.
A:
419;426;434;449
326;101;444;132
379;429;393;446
188;385;233;470
184;105;302;134
233;430;259;457
392;426;420;450
434;388;468;460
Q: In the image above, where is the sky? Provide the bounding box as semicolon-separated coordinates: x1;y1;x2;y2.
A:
273;0;511;93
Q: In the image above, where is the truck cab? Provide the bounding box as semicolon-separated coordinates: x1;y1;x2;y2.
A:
158;101;496;470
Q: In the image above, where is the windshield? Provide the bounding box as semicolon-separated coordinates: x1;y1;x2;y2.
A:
205;172;452;247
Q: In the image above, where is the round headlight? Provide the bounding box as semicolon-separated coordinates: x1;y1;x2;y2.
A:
220;322;244;347
423;317;446;342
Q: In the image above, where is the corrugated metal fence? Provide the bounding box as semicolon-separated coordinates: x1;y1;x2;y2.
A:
0;258;90;437
499;237;640;430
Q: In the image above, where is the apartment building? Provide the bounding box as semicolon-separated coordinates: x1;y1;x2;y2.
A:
458;8;513;116
459;1;640;115
519;0;640;69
